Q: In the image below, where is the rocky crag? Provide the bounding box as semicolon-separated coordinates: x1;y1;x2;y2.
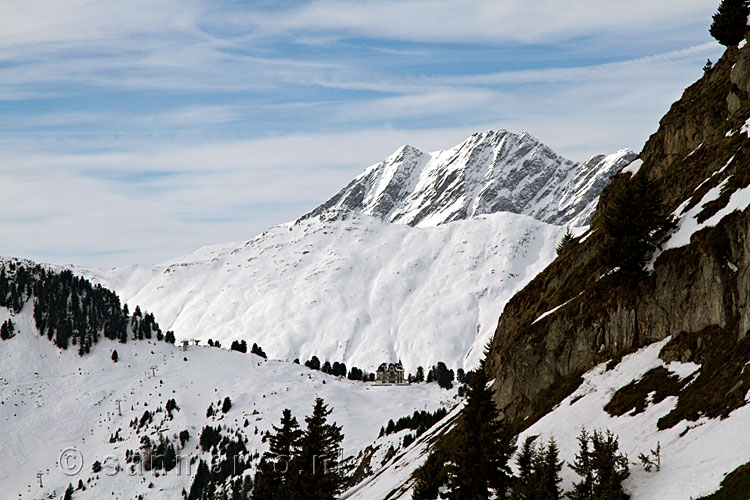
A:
487;40;750;431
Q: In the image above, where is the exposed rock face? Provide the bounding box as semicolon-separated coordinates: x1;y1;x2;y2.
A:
303;130;635;228
487;39;750;427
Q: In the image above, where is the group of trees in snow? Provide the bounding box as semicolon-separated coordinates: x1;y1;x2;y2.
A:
378;407;448;440
298;355;461;390
252;398;345;500
0;261;174;354
413;365;631;500
301;355;376;381
228;339;268;359
0;318;15;340
189;424;254;500
205;338;270;359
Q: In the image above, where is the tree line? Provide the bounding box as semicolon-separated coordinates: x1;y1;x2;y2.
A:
0;261;174;354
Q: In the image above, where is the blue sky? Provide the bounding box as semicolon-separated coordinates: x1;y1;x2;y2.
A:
0;0;723;267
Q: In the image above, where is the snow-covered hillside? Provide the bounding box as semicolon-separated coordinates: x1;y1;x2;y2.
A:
0;304;457;499
304;130;635;228
349;340;750;500
78;210;566;372
78;130;634;371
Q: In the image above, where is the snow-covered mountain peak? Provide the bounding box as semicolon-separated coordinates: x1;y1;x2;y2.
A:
304;129;636;228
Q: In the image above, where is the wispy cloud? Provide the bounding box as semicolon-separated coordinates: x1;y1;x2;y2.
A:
238;0;716;44
0;0;725;266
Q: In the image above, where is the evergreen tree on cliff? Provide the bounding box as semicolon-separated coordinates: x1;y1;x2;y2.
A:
448;362;516;499
710;0;750;47
600;173;673;282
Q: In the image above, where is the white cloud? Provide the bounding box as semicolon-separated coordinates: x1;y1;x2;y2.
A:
243;0;717;44
0;0;726;267
0;127;482;266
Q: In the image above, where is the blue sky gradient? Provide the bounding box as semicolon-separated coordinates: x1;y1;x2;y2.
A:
0;0;724;266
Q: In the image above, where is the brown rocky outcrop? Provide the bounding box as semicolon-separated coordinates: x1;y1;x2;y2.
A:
486;38;750;428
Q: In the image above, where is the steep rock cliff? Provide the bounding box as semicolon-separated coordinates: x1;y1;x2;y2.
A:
487;42;750;429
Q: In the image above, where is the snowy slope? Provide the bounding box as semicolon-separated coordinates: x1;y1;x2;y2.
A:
349;340;750;500
78;210;565;372
304;130;635;228
515;340;750;500
76;130;634;372
0;304;457;499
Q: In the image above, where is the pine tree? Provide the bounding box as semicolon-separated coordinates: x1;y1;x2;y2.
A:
514;435;539;500
187;459;214;500
111;350;118;363
415;366;425;383
710;0;750;47
569;429;594;500
412;449;449;500
305;356;321;371
222;396;232;413
254;409;303;500
251;342;268;359
590;430;630;500
286;398;344;500
556;228;575;255
448;362;516;499
535;438;563;500
64;483;74;500
569;428;630;500
600;174;674;282
0;319;15;340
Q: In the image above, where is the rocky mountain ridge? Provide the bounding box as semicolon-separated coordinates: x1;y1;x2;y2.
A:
304;129;635;228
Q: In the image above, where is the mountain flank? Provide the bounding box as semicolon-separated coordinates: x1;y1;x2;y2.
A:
486;40;750;433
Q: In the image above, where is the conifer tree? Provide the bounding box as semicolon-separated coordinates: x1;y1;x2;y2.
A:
187;459;214;500
448;362;516;499
64;483;74;500
286;398;344;500
305;356;321;370
710;0;750;46
590;430;630;499
111;350;118;363
254;409;303;500
0;319;15;340
556;228;575;255
534;438;563;500
412;449;449;500
569;429;595;500
514;435;539;499
600;174;673;282
569;428;629;500
251;342;268;358
222;396;232;413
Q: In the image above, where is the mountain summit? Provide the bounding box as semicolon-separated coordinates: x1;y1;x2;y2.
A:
78;129;635;372
304;130;635;228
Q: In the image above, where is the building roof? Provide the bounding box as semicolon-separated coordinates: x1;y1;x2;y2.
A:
377;361;404;372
